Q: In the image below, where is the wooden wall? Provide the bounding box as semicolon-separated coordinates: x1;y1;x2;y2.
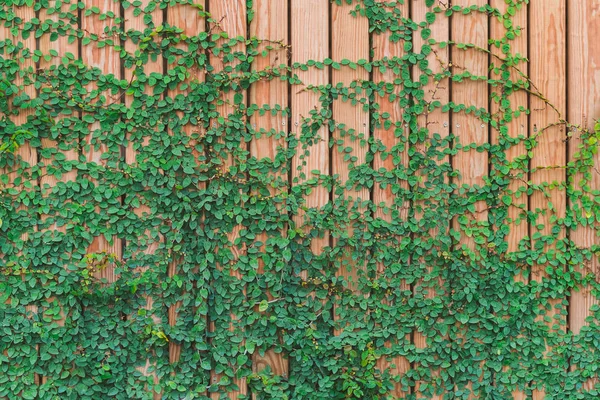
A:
1;0;600;398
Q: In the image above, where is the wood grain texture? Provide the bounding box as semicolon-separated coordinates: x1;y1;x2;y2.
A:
208;1;248;397
166;0;207;371
529;1;566;398
451;0;488;397
490;2;528;398
124;1;163;396
411;1;449;398
330;0;371;358
371;1;410;396
249;0;289;385
10;3;40;388
567;0;600;391
452;0;488;197
36;0;80;386
39;0;79;191
291;0;329;258
567;0;600;333
490;0;528;261
331;0;369;341
81;0;122;282
331;0;370;202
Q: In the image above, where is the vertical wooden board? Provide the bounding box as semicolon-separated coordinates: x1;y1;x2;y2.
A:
39;6;79;223
451;0;488;203
165;3;207;391
36;0;80;387
490;1;528;398
124;1;163;396
451;0;488;397
331;0;370;202
330;0;369;344
166;1;207;369
291;0;329;257
331;0;370;293
567;0;600;333
567;0;600;390
11;5;37;183
10;3;39;388
81;0;122;282
411;1;449;398
10;6;37;219
249;0;289;384
529;0;566;398
490;0;528;262
371;1;409;396
208;2;248;398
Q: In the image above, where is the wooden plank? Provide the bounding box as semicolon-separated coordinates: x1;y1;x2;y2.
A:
411;1;449;398
567;0;600;391
124;1;163;397
490;1;528;398
330;0;369;344
529;0;566;398
37;0;80;388
8;3;40;389
207;1;248;398
165;0;207;374
81;0;122;281
290;0;329;258
163;5;210;396
249;0;289;385
451;0;489;397
371;0;410;396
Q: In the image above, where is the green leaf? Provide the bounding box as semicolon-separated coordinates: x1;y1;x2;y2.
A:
258;300;268;312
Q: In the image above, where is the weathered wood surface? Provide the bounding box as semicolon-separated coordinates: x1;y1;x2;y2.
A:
3;0;600;397
490;1;529;398
451;0;489;397
411;1;449;398
371;0;410;396
290;0;330;258
124;0;164;396
208;1;248;398
529;1;567;399
81;0;122;281
249;0;290;386
165;0;207;373
567;0;600;392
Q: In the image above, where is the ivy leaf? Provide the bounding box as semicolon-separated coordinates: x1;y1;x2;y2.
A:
258;300;268;312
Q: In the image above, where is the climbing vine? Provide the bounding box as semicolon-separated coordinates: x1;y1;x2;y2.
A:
1;0;600;399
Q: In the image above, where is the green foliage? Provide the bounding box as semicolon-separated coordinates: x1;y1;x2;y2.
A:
1;0;600;399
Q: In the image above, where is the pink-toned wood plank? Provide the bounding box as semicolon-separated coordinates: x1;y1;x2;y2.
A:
124;1;164;396
37;0;81;387
81;0;122;281
249;0;289;386
371;0;410;396
529;0;566;398
208;1;248;398
451;0;489;398
291;0;329;259
567;0;600;391
490;1;528;398
9;3;40;388
331;0;370;205
411;1;449;398
39;3;79;217
165;0;206;372
331;0;369;342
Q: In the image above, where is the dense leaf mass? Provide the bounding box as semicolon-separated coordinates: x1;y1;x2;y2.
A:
1;0;600;399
